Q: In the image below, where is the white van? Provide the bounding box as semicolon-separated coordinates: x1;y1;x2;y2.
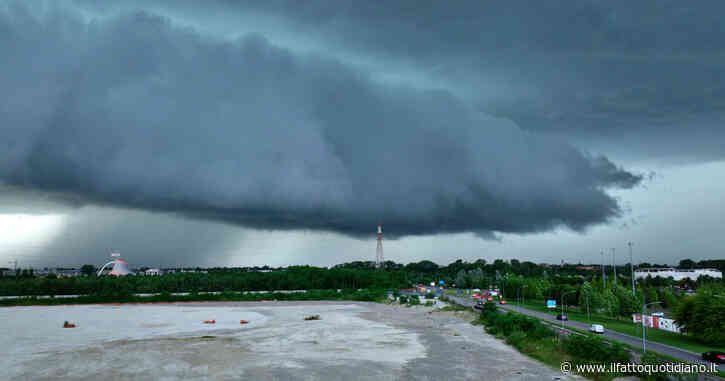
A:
589;324;605;334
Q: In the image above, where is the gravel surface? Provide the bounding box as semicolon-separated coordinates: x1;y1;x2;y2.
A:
3;301;583;380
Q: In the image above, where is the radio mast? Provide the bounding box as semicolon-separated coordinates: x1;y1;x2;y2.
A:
375;223;384;269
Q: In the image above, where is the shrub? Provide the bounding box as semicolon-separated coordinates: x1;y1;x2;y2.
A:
639;352;699;381
398;295;408;304
563;334;630;364
505;330;527;348
408;296;421;306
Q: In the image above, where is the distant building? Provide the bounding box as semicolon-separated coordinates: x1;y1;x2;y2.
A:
108;260;132;276
144;268;162;276
98;258;133;276
634;268;722;281
56;268;80;277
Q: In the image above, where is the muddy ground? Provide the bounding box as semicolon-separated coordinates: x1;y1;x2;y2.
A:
3;301;582;380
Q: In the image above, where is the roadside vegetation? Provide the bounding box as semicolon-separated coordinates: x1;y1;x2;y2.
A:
478;301;630;381
506;298;725;354
672;286;725;346
478;301;711;381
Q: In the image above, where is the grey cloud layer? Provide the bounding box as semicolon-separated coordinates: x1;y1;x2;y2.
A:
226;0;725;161
1;4;640;237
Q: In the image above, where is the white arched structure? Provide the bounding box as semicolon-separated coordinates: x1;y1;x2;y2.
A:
97;259;132;276
97;261;115;276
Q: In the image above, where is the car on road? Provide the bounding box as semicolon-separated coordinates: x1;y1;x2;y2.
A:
651;312;665;317
556;314;568;321
701;351;725;364
499;299;507;304
589;324;605;334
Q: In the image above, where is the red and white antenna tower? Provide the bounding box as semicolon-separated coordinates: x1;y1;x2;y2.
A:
376;222;384;269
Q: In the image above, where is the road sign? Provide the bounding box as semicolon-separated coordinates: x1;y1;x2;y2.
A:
547;300;557;309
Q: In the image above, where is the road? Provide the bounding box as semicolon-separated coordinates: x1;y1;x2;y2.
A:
445;294;722;372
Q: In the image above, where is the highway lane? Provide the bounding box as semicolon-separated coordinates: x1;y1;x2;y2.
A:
444;294;722;372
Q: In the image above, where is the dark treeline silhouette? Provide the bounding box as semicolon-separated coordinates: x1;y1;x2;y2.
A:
1;258;722;298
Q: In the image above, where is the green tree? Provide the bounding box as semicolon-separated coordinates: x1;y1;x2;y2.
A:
80;265;96;277
674;286;725;345
661;288;678;309
469;268;484;288
645;287;658;304
600;288;619;316
455;269;469;289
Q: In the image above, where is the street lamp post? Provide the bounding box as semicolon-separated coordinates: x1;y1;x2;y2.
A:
642;301;662;353
561;290;577;330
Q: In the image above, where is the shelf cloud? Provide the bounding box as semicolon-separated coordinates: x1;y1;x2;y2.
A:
0;2;644;239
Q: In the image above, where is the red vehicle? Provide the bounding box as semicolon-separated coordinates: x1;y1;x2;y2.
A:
487;297;493;301
702;351;725;364
499;299;507;305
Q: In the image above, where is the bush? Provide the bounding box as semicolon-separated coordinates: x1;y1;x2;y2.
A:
639;352;699;381
424;301;435;307
563;334;630;365
505;330;527;348
408;296;421;306
398;295;408;304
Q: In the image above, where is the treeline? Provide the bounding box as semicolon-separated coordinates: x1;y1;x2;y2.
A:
0;288;386;307
0;266;407;296
2;258;722;302
673;285;725;345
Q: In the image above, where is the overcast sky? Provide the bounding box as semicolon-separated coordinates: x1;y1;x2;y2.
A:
1;1;723;268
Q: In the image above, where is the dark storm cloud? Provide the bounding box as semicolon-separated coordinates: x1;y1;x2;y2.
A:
0;3;641;238
0;185;84;214
213;0;725;161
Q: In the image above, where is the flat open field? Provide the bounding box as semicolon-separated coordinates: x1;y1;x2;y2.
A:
1;301;582;380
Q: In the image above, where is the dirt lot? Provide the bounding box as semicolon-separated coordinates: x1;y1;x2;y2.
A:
2;301;582;380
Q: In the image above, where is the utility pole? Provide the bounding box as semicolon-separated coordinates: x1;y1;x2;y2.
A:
642;301;661;353
375;222;384;269
601;251;606;288
611;248;617;286
629;242;635;294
